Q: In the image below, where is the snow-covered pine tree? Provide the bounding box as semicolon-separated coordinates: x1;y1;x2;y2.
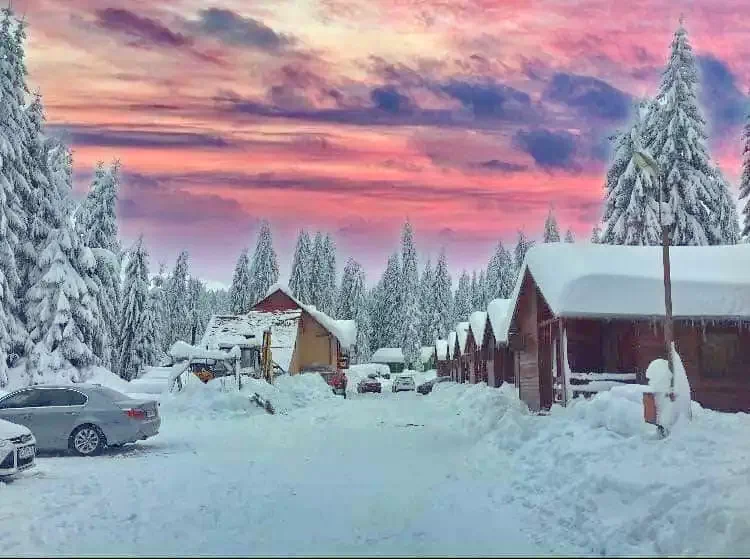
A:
469;271;479;311
740;99;750;240
649;18;736;246
418;257;434;345
601;100;662;246
248;221;279;305
0;11;32;385
228;248;252;314
338;257;360;320
432;249;453;340
543;207;561;242
187;278;207;344
453;270;472;324
289;230;312;304
478;269;488;309
713;170;740;244
513;230;535;277
591;225;602;244
399;220;421;369
338;258;371;363
309;231;325;309
76;161;122;370
485;241;514;299
370;252;402;349
564;229;575;243
320;234;338;316
149;262;168;354
165;251;190;348
118;237;152;381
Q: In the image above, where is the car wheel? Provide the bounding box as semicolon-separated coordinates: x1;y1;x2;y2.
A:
69;424;106;456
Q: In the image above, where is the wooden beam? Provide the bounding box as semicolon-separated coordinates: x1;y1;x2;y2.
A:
538;317;560;329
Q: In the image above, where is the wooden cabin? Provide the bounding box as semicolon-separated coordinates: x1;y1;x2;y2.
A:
202;285;356;376
455;322;470;383
505;243;750;413
468;311;488;384
447;331;458;381
371;347;405;374
435;339;451;377
484;299;514;388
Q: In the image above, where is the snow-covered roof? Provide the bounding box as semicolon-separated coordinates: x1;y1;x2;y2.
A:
371;347;404;363
420;346;436;364
512;243;750;320
262;284;358;348
487;298;512;345
469;311;488;348
200;310;301;371
447;331;457;359
435;339;449;361
456;322;470;354
169;341;240;362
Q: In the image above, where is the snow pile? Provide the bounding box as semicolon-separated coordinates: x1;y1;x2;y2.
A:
161;373;337;418
427;381;750;556
371;347;404;363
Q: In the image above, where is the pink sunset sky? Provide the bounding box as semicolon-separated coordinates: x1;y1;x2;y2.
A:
17;0;750;286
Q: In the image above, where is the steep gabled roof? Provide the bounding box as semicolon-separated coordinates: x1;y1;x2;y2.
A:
509;243;750;322
468;311;488;349
447;331;457;359
435;339;449;361
456;322;470;354
487;298;512;345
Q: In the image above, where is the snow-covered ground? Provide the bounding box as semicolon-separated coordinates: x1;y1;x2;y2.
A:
2;374;749;556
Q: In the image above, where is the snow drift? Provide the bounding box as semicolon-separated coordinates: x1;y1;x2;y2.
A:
427;381;750;557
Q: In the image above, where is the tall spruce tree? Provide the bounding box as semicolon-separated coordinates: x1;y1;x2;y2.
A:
399;220;421;370
76;161;122;370
289;230;312;304
432;249;453;339
543;207;561;242
649;19;738;245
248;221;279;305
564;229;575;243
165;251;190;348
118;238;152;381
228;249;252;314
320;234;338;316
418;257;434;345
601;101;662;245
338;257;362;320
486;241;514;299
453;270;472;324
514;230;535;276
591;225;602;244
309;231;325;309
338;258;371;363
740;99;750;240
371;252;401;349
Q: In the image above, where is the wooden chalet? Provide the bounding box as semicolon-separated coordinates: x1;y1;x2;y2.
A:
505;243;750;413
455;322;470;383
468;311;488;384
483;299;514;388
371;347;405;374
202;285;356;376
435;339;451;377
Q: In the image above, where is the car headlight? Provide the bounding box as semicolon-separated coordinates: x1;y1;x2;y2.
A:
0;438;10;448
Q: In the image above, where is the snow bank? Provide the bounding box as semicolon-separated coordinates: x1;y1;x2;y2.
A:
427;382;750;556
161;373;338;418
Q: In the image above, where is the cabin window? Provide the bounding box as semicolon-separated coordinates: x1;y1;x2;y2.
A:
700;331;744;381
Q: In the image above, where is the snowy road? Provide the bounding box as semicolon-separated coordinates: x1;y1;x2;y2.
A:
0;389;564;557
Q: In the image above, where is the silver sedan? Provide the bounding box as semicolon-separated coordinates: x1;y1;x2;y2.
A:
0;384;160;456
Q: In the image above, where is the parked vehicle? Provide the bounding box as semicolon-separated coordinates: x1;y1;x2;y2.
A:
357;375;382;394
391;375;416;393
0;385;160;456
0;418;35;477
417;376;450;395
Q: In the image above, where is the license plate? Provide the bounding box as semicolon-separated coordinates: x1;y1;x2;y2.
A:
18;445;34;459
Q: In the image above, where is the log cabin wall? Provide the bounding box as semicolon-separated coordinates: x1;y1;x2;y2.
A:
515;271;541;411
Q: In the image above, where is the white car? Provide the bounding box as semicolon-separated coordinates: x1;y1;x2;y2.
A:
392;375;416;393
0;418;36;478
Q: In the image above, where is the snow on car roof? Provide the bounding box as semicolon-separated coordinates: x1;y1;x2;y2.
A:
469;311;488;348
371;347;404;363
487;298;511;345
435;339;449;361
512;243;750;320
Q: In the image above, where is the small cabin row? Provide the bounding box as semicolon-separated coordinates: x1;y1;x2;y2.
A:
436;243;750;414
